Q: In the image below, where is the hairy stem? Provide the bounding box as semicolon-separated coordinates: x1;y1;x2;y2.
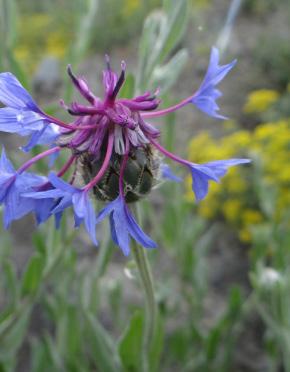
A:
131;228;157;372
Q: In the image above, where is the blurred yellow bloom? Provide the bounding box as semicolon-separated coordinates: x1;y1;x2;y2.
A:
242;210;263;225
16;13;72;73
239;228;252;243
225;176;247;193
222;200;242;223
122;0;140;17
46;32;67;58
187;118;290;243
244;89;279;114
225;131;251;148
199;201;216;219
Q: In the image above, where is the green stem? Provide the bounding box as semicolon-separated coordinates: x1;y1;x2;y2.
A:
131;240;157;372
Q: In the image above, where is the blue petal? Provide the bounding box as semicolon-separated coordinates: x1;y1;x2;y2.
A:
161;164;182;183
0;176;15;202
21;124;60;153
54;212;63;229
191;47;236;119
23;189;64;199
112;204;130;256
48;173;77;193
96;198;118;223
189;166;212;201
96;196;157;255
51;194;73;214
34;124;60;145
34;198;55;225
0;107;44;134
0;72;40;112
124;206;157;249
48;145;60;167
3;181;38;228
188;158;251;201
72;192;98;245
0;147;15;173
109;213;119;246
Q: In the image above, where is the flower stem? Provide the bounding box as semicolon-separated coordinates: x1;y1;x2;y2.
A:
131;239;157;372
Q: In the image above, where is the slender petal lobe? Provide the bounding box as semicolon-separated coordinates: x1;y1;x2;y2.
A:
96;196;157;256
188;159;251;201
191;47;237;119
0;73;60;149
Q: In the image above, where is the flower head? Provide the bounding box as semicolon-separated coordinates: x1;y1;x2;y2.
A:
96;196;157;256
0;73;60;151
191;47;237;119
0;147;50;228
0;50;250;255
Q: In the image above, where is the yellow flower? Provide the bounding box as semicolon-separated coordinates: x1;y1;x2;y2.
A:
199;200;216;219
187;118;290;243
244;89;279;114
242;209;263;225
225;176;247;193
122;0;139;18
46;31;67;58
222;199;242;223
239;227;252;243
225;131;251;148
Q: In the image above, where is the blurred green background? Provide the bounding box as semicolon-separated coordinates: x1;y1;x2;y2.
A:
1;0;290;371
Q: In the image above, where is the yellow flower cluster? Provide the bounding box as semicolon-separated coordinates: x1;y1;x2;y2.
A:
15;13;72;73
243;89;279;114
187;119;290;242
121;0;140;18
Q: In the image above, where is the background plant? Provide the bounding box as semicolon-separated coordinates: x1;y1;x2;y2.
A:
1;0;290;371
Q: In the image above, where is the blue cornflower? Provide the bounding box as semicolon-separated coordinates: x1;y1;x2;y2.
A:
24;173;98;245
96;196;157;256
0;50;250;254
187;159;250;201
191;47;237;119
0;72;60;150
0;147;48;228
160;164;182;183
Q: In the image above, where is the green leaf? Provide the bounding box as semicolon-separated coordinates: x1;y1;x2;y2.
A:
73;0;99;63
0;306;31;359
6;50;29;89
136;0;188;93
151;49;188;92
158;0;188;62
64;0;99;102
2;260;18;305
119;74;135;99
30;338;54;372
137;11;164;91
85;312;121;372
43;333;65;371
149;313;164;372
118;311;143;372
21;255;45;297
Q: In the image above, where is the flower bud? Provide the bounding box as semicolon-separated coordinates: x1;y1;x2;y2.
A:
79;144;161;203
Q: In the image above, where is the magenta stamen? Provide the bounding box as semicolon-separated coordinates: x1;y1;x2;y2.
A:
84;131;114;191
150;138;190;167
57;155;76;177
68;104;105;116
17;146;61;174
141;94;195;119
111;61;126;100
67;65;96;105
43;114;102;131
118;136;130;198
105;54;111;70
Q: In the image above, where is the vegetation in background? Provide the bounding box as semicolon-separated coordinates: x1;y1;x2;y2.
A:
1;0;290;371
